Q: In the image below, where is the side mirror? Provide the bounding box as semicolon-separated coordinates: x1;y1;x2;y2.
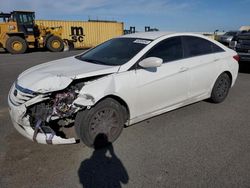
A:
139;57;163;68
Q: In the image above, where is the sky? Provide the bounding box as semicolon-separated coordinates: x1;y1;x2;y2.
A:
1;0;250;32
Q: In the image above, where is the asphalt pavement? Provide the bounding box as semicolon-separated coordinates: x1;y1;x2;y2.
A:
0;50;250;188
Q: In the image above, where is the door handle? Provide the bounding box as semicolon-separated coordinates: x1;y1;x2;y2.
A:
179;67;189;72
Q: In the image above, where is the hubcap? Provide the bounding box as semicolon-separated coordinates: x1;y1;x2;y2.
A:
89;107;120;142
51;40;60;49
216;77;229;98
12;41;23;51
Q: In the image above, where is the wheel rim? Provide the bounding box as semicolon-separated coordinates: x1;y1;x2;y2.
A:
51;40;60;49
88;107;121;142
216;77;229;98
12;41;23;51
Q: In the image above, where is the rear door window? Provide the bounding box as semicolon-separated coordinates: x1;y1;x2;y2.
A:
183;36;224;58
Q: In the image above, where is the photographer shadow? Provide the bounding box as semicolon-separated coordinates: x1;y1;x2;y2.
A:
78;134;129;188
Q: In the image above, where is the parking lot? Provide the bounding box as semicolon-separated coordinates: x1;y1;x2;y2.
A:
1;50;250;188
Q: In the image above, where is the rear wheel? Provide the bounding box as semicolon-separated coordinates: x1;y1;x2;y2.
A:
210;73;231;103
75;98;125;148
6;36;27;54
46;36;64;52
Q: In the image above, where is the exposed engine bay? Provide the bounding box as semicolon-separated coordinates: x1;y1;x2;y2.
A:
26;82;83;144
9;75;106;145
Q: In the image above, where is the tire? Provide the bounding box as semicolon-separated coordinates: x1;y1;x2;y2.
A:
210;73;231;103
75;98;125;148
6;36;27;54
46;36;64;52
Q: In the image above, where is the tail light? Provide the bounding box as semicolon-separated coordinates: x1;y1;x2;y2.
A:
233;55;240;62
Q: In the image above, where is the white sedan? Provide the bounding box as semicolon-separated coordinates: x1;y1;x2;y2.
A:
8;32;239;147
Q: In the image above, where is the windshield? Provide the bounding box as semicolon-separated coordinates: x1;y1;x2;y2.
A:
77;38;152;66
14;12;35;25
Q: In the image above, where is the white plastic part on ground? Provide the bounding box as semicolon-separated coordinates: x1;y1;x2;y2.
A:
63;42;69;51
11;117;76;144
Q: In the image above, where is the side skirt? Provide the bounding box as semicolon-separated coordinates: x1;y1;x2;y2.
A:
128;93;210;126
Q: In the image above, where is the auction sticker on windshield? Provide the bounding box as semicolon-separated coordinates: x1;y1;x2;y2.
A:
133;39;151;45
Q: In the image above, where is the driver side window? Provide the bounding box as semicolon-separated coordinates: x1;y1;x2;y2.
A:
145;37;183;63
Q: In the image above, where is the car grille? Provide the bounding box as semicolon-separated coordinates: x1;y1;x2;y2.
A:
9;82;36;106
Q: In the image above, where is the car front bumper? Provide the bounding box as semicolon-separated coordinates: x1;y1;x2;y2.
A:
8;84;77;145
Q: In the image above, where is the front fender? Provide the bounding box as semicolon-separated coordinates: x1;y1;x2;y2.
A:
73;74;118;107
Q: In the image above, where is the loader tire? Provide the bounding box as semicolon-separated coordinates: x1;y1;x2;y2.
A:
46;36;64;52
6;36;27;54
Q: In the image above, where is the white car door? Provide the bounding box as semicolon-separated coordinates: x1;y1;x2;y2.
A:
134;37;189;117
182;36;225;99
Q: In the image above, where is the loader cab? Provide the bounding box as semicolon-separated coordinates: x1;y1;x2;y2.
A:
11;11;35;35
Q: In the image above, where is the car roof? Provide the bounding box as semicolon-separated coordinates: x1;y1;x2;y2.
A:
121;32;175;40
119;32;229;51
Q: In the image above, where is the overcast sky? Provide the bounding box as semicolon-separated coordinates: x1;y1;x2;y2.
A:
1;0;250;32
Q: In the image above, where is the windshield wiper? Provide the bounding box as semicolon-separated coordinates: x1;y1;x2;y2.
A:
77;57;106;65
76;57;118;66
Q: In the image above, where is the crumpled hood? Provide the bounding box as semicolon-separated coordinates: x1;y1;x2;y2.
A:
17;56;120;93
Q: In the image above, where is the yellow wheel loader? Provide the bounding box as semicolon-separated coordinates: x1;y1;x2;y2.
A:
0;11;64;54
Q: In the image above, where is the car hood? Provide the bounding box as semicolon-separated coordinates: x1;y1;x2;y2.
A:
220;35;233;41
17;56;120;93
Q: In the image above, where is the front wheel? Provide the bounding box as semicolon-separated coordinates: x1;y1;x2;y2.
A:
210;73;231;103
6;36;27;54
75;98;125;148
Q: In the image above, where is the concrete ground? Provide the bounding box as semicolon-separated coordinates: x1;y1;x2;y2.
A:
0;50;250;188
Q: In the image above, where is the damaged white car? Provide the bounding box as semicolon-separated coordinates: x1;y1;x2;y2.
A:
8;32;239;147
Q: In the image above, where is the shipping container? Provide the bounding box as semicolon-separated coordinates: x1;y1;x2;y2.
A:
35;20;124;49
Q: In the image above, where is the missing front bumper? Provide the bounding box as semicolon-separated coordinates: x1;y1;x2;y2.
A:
8;98;77;145
11;116;77;145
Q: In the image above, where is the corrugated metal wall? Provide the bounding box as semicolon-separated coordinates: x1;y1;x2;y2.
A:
35;20;124;48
